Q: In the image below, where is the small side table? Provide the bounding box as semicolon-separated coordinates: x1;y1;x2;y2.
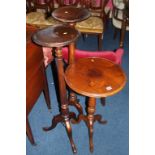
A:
32;25;80;153
52;5;90;115
65;57;126;152
52;6;90;63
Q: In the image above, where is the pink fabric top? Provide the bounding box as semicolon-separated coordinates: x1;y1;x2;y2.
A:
106;0;113;9
42;46;124;67
36;0;113;9
62;47;124;65
62;0;102;6
64;0;77;5
94;0;113;8
36;0;51;4
42;47;53;67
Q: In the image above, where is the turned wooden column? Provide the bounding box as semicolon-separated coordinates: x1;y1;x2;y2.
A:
68;41;83;115
87;97;96;152
52;6;90;114
120;17;126;48
55;47;77;152
32;25;80;153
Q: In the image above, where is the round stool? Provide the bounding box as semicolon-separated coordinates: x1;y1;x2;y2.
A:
32;24;80;153
64;57;126;152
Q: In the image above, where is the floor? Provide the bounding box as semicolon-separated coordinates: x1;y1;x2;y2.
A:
26;20;129;155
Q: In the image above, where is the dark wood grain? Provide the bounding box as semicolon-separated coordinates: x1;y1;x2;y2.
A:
65;57;126;152
32;24;80;47
53;0;108;50
65;57;126;98
52;6;90;23
32;25;80;153
51;5;87;117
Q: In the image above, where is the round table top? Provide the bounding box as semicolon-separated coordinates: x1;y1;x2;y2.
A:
65;57;127;98
32;24;80;48
52;6;90;23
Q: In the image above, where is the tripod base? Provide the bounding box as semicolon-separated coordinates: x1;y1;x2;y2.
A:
43;112;77;153
72;114;107;152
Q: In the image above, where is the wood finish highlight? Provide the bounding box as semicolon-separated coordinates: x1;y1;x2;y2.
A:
52;6;90;116
65;57;126;152
32;25;80;153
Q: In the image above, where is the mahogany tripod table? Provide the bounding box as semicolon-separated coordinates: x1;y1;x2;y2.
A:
52;5;106;107
65;57;127;152
52;5;91;115
52;6;90;63
52;6;90;27
32;25;80;153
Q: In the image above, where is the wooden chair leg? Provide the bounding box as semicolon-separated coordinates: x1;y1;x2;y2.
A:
82;34;86;42
43;65;51;110
26;118;35;145
98;33;103;51
87;97;96;152
103;12;108;31
100;97;106;106
119;19;126;48
43;88;51;110
113;27;117;39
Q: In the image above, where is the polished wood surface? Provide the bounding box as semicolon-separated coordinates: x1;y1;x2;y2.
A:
26;26;51;145
32;25;80;153
52;6;90;23
51;6;87;116
65;57;126;152
65;57;126;98
74;97;107;152
53;0;108;50
32;24;80;47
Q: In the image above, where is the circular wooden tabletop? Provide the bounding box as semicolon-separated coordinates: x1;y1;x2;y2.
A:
32;24;80;48
65;57;127;98
52;6;90;23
